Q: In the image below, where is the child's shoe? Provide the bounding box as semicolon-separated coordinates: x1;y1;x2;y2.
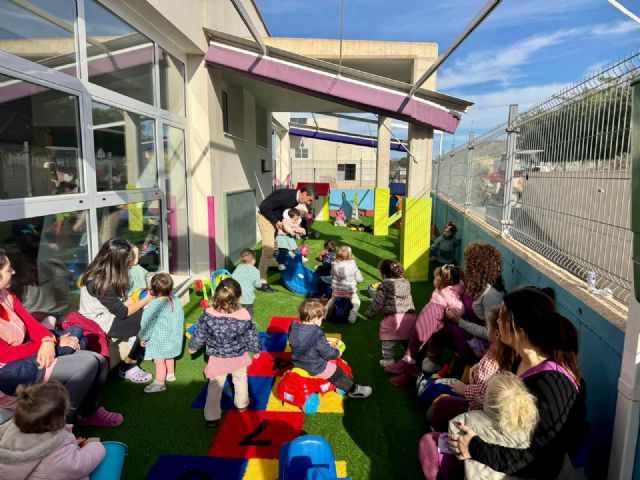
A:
379;358;395;367
278;264;286;271
384;359;411;375
288;251;296;258
75;407;123;428
166;373;176;382
205;419;220;428
421;358;442;373
144;381;166;393
348;384;372;399
120;365;152;384
302;256;309;263
347;310;358;324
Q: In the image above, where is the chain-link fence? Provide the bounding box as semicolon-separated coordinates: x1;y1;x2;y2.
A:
434;51;640;304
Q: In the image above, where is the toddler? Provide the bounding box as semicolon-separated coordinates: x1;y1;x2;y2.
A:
289;300;372;399
275;208;306;258
232;249;262;318
419;372;538;480
430;222;460;265
426;307;501;431
365;259;417;367
0;382;106;479
139;273;184;393
189;278;261;426
316;240;337;297
127;245;149;296
326;246;363;324
386;265;464;380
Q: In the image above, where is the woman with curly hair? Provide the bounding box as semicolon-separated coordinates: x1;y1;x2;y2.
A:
445;243;505;342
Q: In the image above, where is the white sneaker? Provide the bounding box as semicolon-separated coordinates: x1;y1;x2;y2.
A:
120;366;152;384
302;257;309;263
347;310;358;324
144;381;166;393
348;384;372;399
278;264;286;271
421;358;441;373
166;373;176;382
379;358;395;367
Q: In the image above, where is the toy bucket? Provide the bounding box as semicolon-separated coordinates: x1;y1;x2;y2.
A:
90;441;128;480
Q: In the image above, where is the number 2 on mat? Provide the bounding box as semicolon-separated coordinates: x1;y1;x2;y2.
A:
239;419;272;446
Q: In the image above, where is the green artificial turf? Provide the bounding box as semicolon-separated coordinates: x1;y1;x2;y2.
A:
77;218;434;480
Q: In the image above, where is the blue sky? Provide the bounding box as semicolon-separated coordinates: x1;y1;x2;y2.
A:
255;0;640;155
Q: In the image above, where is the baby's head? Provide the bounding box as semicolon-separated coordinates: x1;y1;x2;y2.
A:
444;222;458;238
324;240;337;253
129;244;140;267
240;248;256;266
335;245;354;262
288;208;301;221
150;272;173;297
14;382;68;434
483;372;538;439
379;259;404;279
299;299;325;326
212;277;242;313
434;264;461;289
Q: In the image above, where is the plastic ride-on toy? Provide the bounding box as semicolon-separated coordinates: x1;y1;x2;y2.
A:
193;269;231;309
277;350;350;415
279;435;351;480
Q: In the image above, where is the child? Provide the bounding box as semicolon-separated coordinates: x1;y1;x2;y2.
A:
275;208;306;257
127;245;149;296
419;372;538;480
189;278;261;426
326;246;363;324
138;273;184;393
386;265;464;381
364;259;417;367
289;300;372;398
430;222;460;265
427;307;501;431
232;249;262;319
316;240;337;276
0;382;106;479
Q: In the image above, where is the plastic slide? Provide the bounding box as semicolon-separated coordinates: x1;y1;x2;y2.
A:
276;250;326;297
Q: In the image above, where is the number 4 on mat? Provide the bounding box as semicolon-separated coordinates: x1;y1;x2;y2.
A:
239;420;272;446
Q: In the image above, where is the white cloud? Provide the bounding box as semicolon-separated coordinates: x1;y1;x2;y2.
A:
454;83;570;133
437;30;581;90
591;20;640;36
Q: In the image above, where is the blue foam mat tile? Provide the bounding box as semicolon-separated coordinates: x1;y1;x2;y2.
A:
147;455;247;480
192;376;275;411
259;332;288;352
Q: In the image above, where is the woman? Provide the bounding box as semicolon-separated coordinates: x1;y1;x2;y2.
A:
0;249;122;426
448;287;588;479
79;238;154;383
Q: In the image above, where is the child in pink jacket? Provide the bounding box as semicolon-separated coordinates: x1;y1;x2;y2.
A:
0;382;106;480
386;265;465;381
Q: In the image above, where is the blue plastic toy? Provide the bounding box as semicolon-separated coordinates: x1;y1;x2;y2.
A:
211;269;232;288
326;297;352;323
276;250;325;297
90;441;128;480
279;435;351;480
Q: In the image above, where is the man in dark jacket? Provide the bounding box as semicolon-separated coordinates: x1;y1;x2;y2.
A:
256;185;316;292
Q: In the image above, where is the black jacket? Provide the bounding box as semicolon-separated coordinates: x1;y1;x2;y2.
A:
288;322;340;376
258;189;299;225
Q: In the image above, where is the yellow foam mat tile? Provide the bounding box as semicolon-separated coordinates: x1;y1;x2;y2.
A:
243;458;347;479
266;377;344;413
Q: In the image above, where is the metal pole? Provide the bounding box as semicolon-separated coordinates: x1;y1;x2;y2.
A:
465;132;475;213
501;104;519;237
433;132;443;226
23;141;33;197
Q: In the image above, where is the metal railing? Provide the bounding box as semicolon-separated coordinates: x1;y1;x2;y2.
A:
434;51;640;304
291;164;379;189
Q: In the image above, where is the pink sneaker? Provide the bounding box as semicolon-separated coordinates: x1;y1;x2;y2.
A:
384;360;411;375
390;373;414;388
76;407;123;428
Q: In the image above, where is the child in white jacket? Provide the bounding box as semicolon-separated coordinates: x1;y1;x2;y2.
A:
326;246;363;324
0;382;106;480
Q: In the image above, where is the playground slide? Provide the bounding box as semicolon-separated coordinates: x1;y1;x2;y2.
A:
276;250;326;297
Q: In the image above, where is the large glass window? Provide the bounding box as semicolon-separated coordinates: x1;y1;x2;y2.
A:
92;101;156;191
159;49;185;116
0;0;77;76
163;126;188;274
1;210;89;315
84;0;154;105
97;200;161;272
0;74;82;199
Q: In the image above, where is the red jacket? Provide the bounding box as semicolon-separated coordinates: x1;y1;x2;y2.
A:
0;294;52;364
62;312;111;366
